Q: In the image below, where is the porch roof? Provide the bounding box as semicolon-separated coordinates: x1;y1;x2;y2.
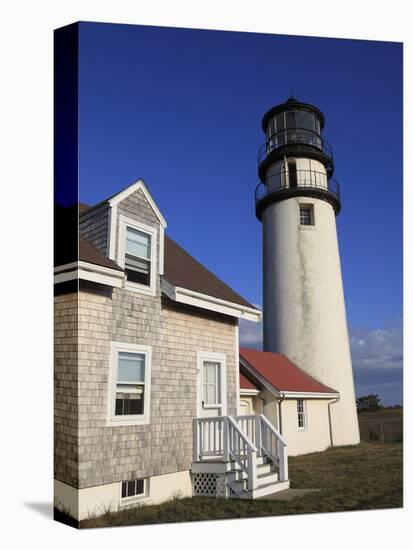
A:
239;371;259;391
239;348;338;395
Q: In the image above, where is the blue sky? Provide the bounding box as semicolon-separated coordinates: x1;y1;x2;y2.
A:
78;22;403;404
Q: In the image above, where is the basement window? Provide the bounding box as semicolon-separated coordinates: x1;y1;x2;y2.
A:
121;478;149;502
299;204;314;226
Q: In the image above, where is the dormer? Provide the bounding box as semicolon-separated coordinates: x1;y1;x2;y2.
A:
79;179;167;297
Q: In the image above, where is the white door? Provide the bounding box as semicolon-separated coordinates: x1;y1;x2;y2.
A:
240;399;251;416
197;353;227;456
201;360;223;418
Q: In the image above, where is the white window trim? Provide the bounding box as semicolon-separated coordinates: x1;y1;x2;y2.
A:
117;215;157;296
107;341;152;427
298;201;317;231
297;399;307;432
119;478;150;507
196;351;227;418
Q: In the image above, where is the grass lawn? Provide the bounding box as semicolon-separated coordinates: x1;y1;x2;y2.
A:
80;442;403;528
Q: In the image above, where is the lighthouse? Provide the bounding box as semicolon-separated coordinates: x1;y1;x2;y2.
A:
256;97;360;446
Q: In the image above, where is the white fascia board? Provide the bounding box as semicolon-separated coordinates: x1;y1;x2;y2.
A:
108;179;167;229
54;262;78;274
165;284;261;322
282;391;340;399
54;261;125;288
107;204;118;260
239;357;282;398
239;388;261;396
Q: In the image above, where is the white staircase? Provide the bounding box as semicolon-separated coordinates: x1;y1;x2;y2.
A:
227;455;289;499
193;414;289;499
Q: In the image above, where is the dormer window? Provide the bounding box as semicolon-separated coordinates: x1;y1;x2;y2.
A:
118;215;157;295
125;227;151;286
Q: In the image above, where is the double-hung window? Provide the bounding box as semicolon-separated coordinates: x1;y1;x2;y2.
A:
297;399;306;430
125;227;152;286
118;215;157;295
107;342;152;426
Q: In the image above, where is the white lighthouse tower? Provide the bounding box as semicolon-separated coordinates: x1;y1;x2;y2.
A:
256;97;360;446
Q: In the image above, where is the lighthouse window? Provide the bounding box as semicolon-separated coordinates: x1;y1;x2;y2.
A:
285;111;296;129
299;205;314;226
296;111;306;130
276;113;285;132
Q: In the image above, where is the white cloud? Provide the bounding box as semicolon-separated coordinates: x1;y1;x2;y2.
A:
239;304;263;350
350;323;403;405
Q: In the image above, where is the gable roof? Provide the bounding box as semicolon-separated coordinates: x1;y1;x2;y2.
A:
239;348;338;394
57;202;258;313
79;179;167;228
240;372;259;391
164;236;257;310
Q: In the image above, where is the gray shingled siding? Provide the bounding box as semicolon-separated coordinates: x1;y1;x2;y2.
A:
78;188;238;488
114;188;159;262
54;292;79;487
77;286;237;489
55;187;238;490
79;205;109;256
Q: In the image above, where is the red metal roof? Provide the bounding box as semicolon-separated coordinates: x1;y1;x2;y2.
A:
239;348;338;394
239;372;259;391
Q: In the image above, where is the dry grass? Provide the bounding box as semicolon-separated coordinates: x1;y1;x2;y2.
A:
79;441;403;529
358;408;403;443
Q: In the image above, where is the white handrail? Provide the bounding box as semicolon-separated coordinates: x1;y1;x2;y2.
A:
193;414;288;490
227;416;258;490
259;414;287;446
193;417;225;461
259;414;289;481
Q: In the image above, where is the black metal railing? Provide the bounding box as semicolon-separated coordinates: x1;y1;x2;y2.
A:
257;128;333;165
255;169;340;204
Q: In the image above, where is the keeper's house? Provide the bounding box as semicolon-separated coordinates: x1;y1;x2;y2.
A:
54;179;341;522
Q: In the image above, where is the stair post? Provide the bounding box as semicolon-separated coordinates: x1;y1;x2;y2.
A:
223;416;229;462
193;418;200;461
278;439;289;481
255;415;262;456
247;447;258;491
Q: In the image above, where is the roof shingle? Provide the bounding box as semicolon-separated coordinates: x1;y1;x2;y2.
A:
240;348;338;394
164;236;257;310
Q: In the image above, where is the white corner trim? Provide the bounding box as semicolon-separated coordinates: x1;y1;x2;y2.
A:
161;281;261;322
235;322;240;415
54;261;124;288
108;179;167;228
107;203;118;260
117;215;158;297
106;341;152;427
159;225;165;275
